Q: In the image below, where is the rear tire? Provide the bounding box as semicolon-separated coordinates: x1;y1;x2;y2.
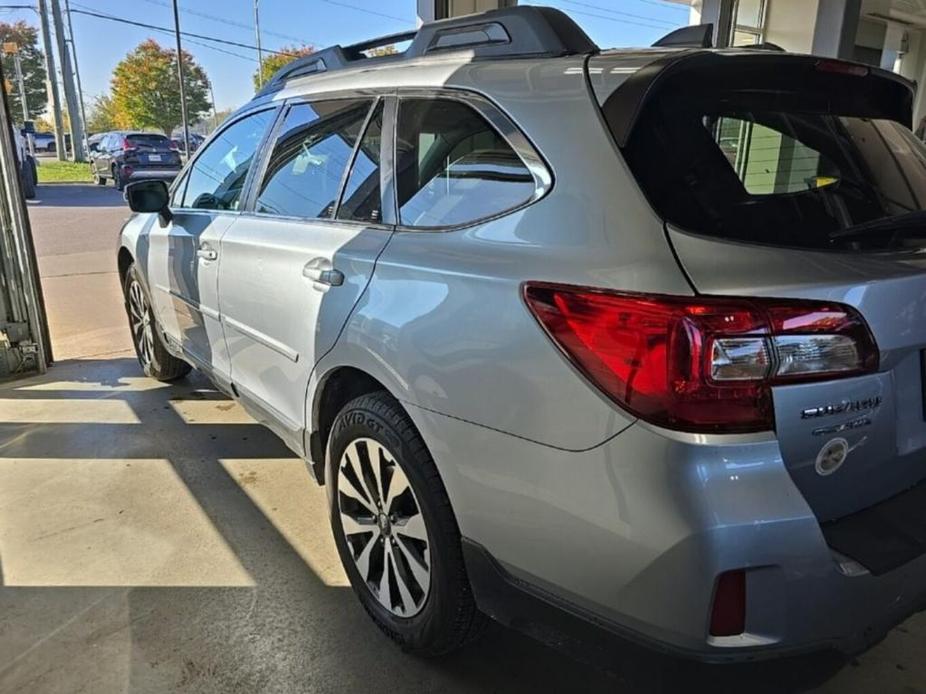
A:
95;171;106;185
113;166;124;191
123;263;190;382
20;158;36;199
327;391;486;656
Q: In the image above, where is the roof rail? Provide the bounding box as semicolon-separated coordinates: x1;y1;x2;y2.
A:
651;24;713;49
257;5;598;96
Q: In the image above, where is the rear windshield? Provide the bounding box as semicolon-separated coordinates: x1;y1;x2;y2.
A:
127;134;171;148
618;76;926;252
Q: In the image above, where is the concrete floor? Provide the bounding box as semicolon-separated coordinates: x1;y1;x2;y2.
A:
1;184;925;693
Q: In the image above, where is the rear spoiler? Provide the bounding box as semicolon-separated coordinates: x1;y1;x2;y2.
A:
600;51;915;148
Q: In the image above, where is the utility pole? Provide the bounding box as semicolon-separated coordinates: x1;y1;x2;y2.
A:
64;0;89;146
50;0;84;161
36;0;66;162
254;0;264;88
171;0;190;156
208;78;217;132
1;43;34;156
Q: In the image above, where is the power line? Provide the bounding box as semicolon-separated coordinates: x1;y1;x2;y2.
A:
137;0;317;47
543;2;679;31
558;0;678;27
68;5;299;56
320;0;413;26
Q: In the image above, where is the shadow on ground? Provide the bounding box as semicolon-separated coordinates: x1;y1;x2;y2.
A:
0;358;851;693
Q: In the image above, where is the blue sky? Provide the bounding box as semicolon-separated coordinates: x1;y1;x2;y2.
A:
0;0;689;113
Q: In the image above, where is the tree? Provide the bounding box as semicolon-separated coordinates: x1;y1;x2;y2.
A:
0;21;48;123
252;44;315;90
111;39;210;136
85;94;123;133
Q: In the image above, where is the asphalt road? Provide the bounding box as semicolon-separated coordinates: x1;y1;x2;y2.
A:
4;183;925;693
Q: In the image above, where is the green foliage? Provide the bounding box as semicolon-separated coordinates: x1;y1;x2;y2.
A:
0;21;48;123
86;94;121;134
112;39;210;136
252;44;315;90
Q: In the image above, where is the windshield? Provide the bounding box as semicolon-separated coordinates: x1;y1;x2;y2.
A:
619;87;926;252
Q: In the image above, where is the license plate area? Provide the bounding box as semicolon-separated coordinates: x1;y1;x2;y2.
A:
148;154;162;162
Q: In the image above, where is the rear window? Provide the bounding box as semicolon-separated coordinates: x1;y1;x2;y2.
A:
615;64;925;252
127;134;171;148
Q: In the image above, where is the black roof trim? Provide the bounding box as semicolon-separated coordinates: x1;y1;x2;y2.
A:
257;5;598;96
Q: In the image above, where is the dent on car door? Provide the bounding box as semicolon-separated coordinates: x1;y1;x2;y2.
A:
146;108;278;382
218;97;392;447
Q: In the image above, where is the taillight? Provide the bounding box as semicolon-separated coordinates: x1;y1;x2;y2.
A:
523;283;879;433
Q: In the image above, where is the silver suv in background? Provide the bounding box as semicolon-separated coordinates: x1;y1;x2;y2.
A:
117;7;926;664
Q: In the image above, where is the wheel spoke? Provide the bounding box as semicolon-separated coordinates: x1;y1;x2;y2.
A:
394;534;430;594
347;447;379;508
353;529;380;582
339;468;377;515
395;512;427;543
340;512;376;536
384;467;410;513
368;441;387;504
391;545;418;615
378;544;394;610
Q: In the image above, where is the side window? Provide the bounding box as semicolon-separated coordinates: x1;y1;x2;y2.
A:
337;101;384;223
181;109;276;211
395;98;536;228
256;99;372;219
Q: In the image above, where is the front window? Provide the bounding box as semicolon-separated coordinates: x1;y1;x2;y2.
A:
180;109;276;211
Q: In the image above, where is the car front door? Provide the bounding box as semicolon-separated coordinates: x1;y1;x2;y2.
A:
145;107;278;386
217;96;391;449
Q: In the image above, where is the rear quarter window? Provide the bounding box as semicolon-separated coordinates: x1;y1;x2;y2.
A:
395;98;538;228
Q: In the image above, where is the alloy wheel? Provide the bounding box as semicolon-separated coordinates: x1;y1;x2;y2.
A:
128;279;155;370
337;437;431;617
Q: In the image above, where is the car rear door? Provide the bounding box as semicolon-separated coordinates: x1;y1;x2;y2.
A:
217;96;391;450
146;107;278;386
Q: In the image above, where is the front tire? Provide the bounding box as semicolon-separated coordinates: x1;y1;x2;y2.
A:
123;263;190;382
327;392;486;656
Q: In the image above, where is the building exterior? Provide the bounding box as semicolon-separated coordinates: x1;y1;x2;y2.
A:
670;0;926;123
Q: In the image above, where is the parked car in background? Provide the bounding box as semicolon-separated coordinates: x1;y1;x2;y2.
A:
91;131;182;190
169;132;204;155
13;129;36;199
29;131;70;153
117;6;926;665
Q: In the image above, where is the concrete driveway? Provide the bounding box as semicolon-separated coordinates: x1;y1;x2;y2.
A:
1;183;924;693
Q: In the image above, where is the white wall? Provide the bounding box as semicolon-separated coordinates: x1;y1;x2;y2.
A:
765;0;821;53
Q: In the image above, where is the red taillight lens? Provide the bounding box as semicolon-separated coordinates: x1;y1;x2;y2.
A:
710;570;746;637
523;283;879;433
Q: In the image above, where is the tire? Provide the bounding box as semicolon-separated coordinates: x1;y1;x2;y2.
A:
20;158;36;199
123;263;191;382
113;166;124;191
95;170;106;185
327;391;486;656
47;141;55;153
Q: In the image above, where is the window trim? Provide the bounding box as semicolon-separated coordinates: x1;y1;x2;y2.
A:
391;87;554;232
242;91;394;230
168;103;281;216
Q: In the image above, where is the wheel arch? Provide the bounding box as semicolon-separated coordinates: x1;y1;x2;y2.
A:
117;246;134;286
308;366;393;484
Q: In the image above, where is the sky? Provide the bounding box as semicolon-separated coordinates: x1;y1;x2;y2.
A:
0;0;690;114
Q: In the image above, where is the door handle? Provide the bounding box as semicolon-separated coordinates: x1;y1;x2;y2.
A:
196;245;218;262
303;258;344;287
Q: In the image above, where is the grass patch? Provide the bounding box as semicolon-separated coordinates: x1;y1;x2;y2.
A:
36;160;93;184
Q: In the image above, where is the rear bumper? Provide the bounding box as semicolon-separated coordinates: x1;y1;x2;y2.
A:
123;167;181;182
407;404;926;662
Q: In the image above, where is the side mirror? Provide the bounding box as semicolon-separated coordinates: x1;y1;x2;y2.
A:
125;180;172;223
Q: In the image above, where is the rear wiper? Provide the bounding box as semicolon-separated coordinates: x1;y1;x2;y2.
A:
829;210;926;241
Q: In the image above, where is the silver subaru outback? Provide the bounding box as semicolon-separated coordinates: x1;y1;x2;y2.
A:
118;6;926;663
